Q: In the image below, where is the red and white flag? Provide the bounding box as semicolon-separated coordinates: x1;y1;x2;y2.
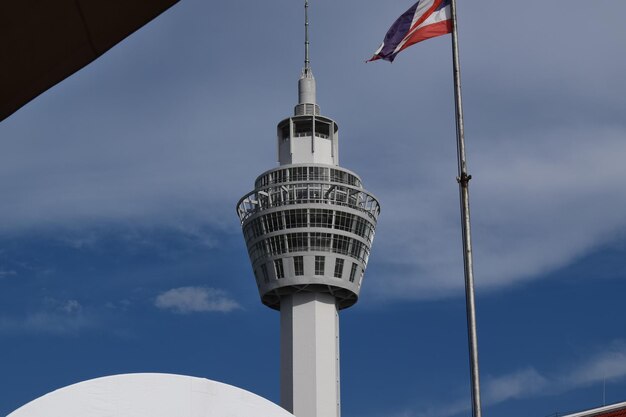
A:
368;0;452;62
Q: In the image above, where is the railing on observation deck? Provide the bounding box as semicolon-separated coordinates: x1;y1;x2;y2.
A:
237;182;380;223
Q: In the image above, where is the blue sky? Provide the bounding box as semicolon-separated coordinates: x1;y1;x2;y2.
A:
1;0;626;416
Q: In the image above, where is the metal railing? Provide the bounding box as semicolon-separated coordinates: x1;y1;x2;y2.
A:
237;182;380;223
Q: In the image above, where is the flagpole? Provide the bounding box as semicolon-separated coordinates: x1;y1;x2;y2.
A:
448;1;483;416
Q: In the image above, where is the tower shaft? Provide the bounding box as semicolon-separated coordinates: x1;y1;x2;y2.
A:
280;292;340;417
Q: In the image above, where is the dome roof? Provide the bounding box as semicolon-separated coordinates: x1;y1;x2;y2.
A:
8;373;294;417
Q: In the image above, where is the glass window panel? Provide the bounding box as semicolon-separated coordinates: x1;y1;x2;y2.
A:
332;235;350;255
294;256;304;276
349;263;358;282
315;256;325;276
311;233;331;251
350;240;363;259
285;210;295;229
334;258;344;278
334;212;354;231
285;209;308;229
311;209;333;228
261;264;270;284
287;233;308;252
294;121;313;137
354;217;367;237
274;259;284;279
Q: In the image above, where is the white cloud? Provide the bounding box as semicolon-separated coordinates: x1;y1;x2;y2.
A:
155;287;241;314
405;343;626;417
563;344;626;388
369;125;626;300
0;270;17;278
59;299;82;314
483;368;549;404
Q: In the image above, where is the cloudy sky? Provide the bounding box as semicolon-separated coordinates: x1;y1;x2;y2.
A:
1;0;625;416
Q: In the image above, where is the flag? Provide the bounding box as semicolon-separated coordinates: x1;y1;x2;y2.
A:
368;0;453;62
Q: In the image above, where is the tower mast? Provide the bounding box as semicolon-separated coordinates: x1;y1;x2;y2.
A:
304;0;310;74
237;2;380;417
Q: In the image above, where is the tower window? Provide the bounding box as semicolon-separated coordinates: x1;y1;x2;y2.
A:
315;256;325;276
294;256;304;276
315;121;330;138
334;212;354;231
290;166;308;181
331;235;350;255
285;209;307;229
261;264;270;284
267;235;286;256
331;169;347;184
263;212;283;232
351;240;367;261
310;233;332;251
253;218;264;237
287;233;308;252
281;124;290;140
349;263;358;282
274;169;287;184
294;120;312;137
308;167;329;181
334;258;344;278
310;209;333;228
354;217;369;239
274;259;284;279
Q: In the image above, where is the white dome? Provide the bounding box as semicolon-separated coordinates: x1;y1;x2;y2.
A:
8;373;294;417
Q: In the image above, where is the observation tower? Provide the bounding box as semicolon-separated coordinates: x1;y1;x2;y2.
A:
236;2;380;417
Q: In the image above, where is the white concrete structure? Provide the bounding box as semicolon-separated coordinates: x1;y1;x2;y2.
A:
280;292;340;417
8;373;295;417
236;7;380;416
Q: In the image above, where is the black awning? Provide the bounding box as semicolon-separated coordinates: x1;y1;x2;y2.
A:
0;0;179;122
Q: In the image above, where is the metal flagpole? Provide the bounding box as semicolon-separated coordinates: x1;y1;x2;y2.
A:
448;0;483;416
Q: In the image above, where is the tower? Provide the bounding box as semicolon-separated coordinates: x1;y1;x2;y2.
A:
236;2;380;417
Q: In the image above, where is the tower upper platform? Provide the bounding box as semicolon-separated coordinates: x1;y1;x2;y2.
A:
277;68;339;166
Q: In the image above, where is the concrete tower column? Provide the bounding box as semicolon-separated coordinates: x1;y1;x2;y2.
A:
280;293;340;417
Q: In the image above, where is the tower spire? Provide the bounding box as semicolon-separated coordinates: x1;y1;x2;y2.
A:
297;0;317;111
304;0;310;74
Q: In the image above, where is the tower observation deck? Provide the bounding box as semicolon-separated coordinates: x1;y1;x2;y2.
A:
236;2;380;416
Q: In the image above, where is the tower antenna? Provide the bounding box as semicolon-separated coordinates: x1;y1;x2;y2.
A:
296;0;317;110
304;0;310;74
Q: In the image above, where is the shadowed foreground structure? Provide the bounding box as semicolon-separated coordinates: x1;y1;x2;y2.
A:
0;0;179;122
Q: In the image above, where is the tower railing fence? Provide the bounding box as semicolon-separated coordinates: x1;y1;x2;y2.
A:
237;182;380;223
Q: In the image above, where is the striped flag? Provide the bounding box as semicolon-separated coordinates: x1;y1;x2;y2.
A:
368;0;453;62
